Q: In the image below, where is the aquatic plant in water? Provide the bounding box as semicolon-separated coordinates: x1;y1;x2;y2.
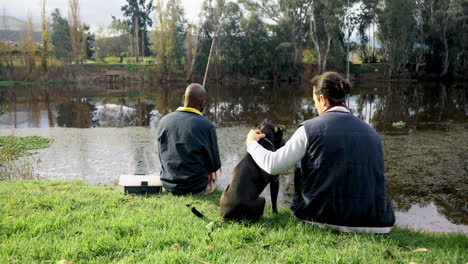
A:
0;136;54;180
392;121;406;129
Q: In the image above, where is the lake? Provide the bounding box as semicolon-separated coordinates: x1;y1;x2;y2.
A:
0;81;466;233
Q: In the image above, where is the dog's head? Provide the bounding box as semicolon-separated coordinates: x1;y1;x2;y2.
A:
258;122;286;151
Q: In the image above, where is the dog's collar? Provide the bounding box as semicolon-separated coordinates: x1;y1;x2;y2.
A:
259;137;274;149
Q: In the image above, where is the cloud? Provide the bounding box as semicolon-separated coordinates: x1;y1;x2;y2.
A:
1;0;202;32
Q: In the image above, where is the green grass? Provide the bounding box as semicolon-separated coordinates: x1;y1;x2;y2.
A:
0;180;466;264
0;81;78;87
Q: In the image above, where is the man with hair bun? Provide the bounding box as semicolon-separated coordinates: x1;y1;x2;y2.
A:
245;72;395;233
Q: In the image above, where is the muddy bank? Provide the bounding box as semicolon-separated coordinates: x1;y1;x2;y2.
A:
381;123;468;225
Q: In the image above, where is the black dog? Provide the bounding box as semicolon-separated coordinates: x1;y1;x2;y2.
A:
220;123;285;222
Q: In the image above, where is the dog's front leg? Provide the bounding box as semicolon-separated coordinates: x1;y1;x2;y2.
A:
270;176;279;213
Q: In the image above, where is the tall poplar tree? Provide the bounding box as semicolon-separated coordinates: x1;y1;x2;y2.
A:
41;0;49;72
23;14;36;73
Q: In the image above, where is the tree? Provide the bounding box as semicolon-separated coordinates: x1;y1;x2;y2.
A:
203;0;224;86
68;0;86;64
83;24;95;59
240;0;312;78
152;0;185;77
218;2;243;77
1;8;14;73
121;0;154;61
94;17;130;62
376;0;416;78
358;0;467;78
308;1;354;74
41;0;49;72
357;0;379;63
51;9;71;62
238;12;270;79
23;14;36;73
424;0;467;77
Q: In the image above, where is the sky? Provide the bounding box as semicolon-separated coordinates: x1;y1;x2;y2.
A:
1;0;204;31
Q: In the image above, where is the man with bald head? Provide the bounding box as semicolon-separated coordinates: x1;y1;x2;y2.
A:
157;83;222;195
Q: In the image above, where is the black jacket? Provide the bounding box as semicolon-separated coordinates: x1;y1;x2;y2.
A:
291;110;395;229
157;110;221;194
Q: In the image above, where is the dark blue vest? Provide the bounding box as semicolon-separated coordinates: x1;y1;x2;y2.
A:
292;110;395;227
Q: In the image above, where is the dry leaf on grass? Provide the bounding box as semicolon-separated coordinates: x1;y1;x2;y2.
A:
205;246;214;250
170;243;181;249
194;257;210;264
384;250;394;258
413;248;429;252
57;260;73;264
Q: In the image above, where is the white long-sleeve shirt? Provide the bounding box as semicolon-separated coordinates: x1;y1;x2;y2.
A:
247;106;351;175
247;126;307;175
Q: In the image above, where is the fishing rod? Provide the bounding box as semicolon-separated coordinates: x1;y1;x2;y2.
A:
202;1;224;88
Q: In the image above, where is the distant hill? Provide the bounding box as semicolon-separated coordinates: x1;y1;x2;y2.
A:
0;16;41;31
0;15;42;42
0;30;42;42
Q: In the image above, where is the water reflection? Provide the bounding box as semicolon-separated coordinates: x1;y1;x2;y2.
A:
0;82;467;232
0;82;466;130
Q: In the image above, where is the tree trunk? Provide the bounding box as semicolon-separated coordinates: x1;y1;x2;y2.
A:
187;24;201;81
440;23;449;77
134;16;139;64
310;11;322;74
321;25;332;73
141;30;145;58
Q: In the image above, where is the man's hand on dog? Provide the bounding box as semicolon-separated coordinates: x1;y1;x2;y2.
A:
246;129;266;146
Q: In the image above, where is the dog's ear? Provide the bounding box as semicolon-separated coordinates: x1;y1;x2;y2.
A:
274;124;286;148
275;125;286;133
258;121;268;130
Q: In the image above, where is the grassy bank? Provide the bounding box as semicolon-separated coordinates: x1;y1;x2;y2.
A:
0;180;466;263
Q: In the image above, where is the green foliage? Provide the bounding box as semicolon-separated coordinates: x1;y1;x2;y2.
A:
377;0;416;77
125;63;140;74
151;0;185;75
302;49;318;64
359;0;468;77
217;0;311;80
392;121;406;129
0;180;466;263
94;17;131;62
219;2;244;75
121;0;155;56
50;9;72;62
83;24;95;59
349;63;374;74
